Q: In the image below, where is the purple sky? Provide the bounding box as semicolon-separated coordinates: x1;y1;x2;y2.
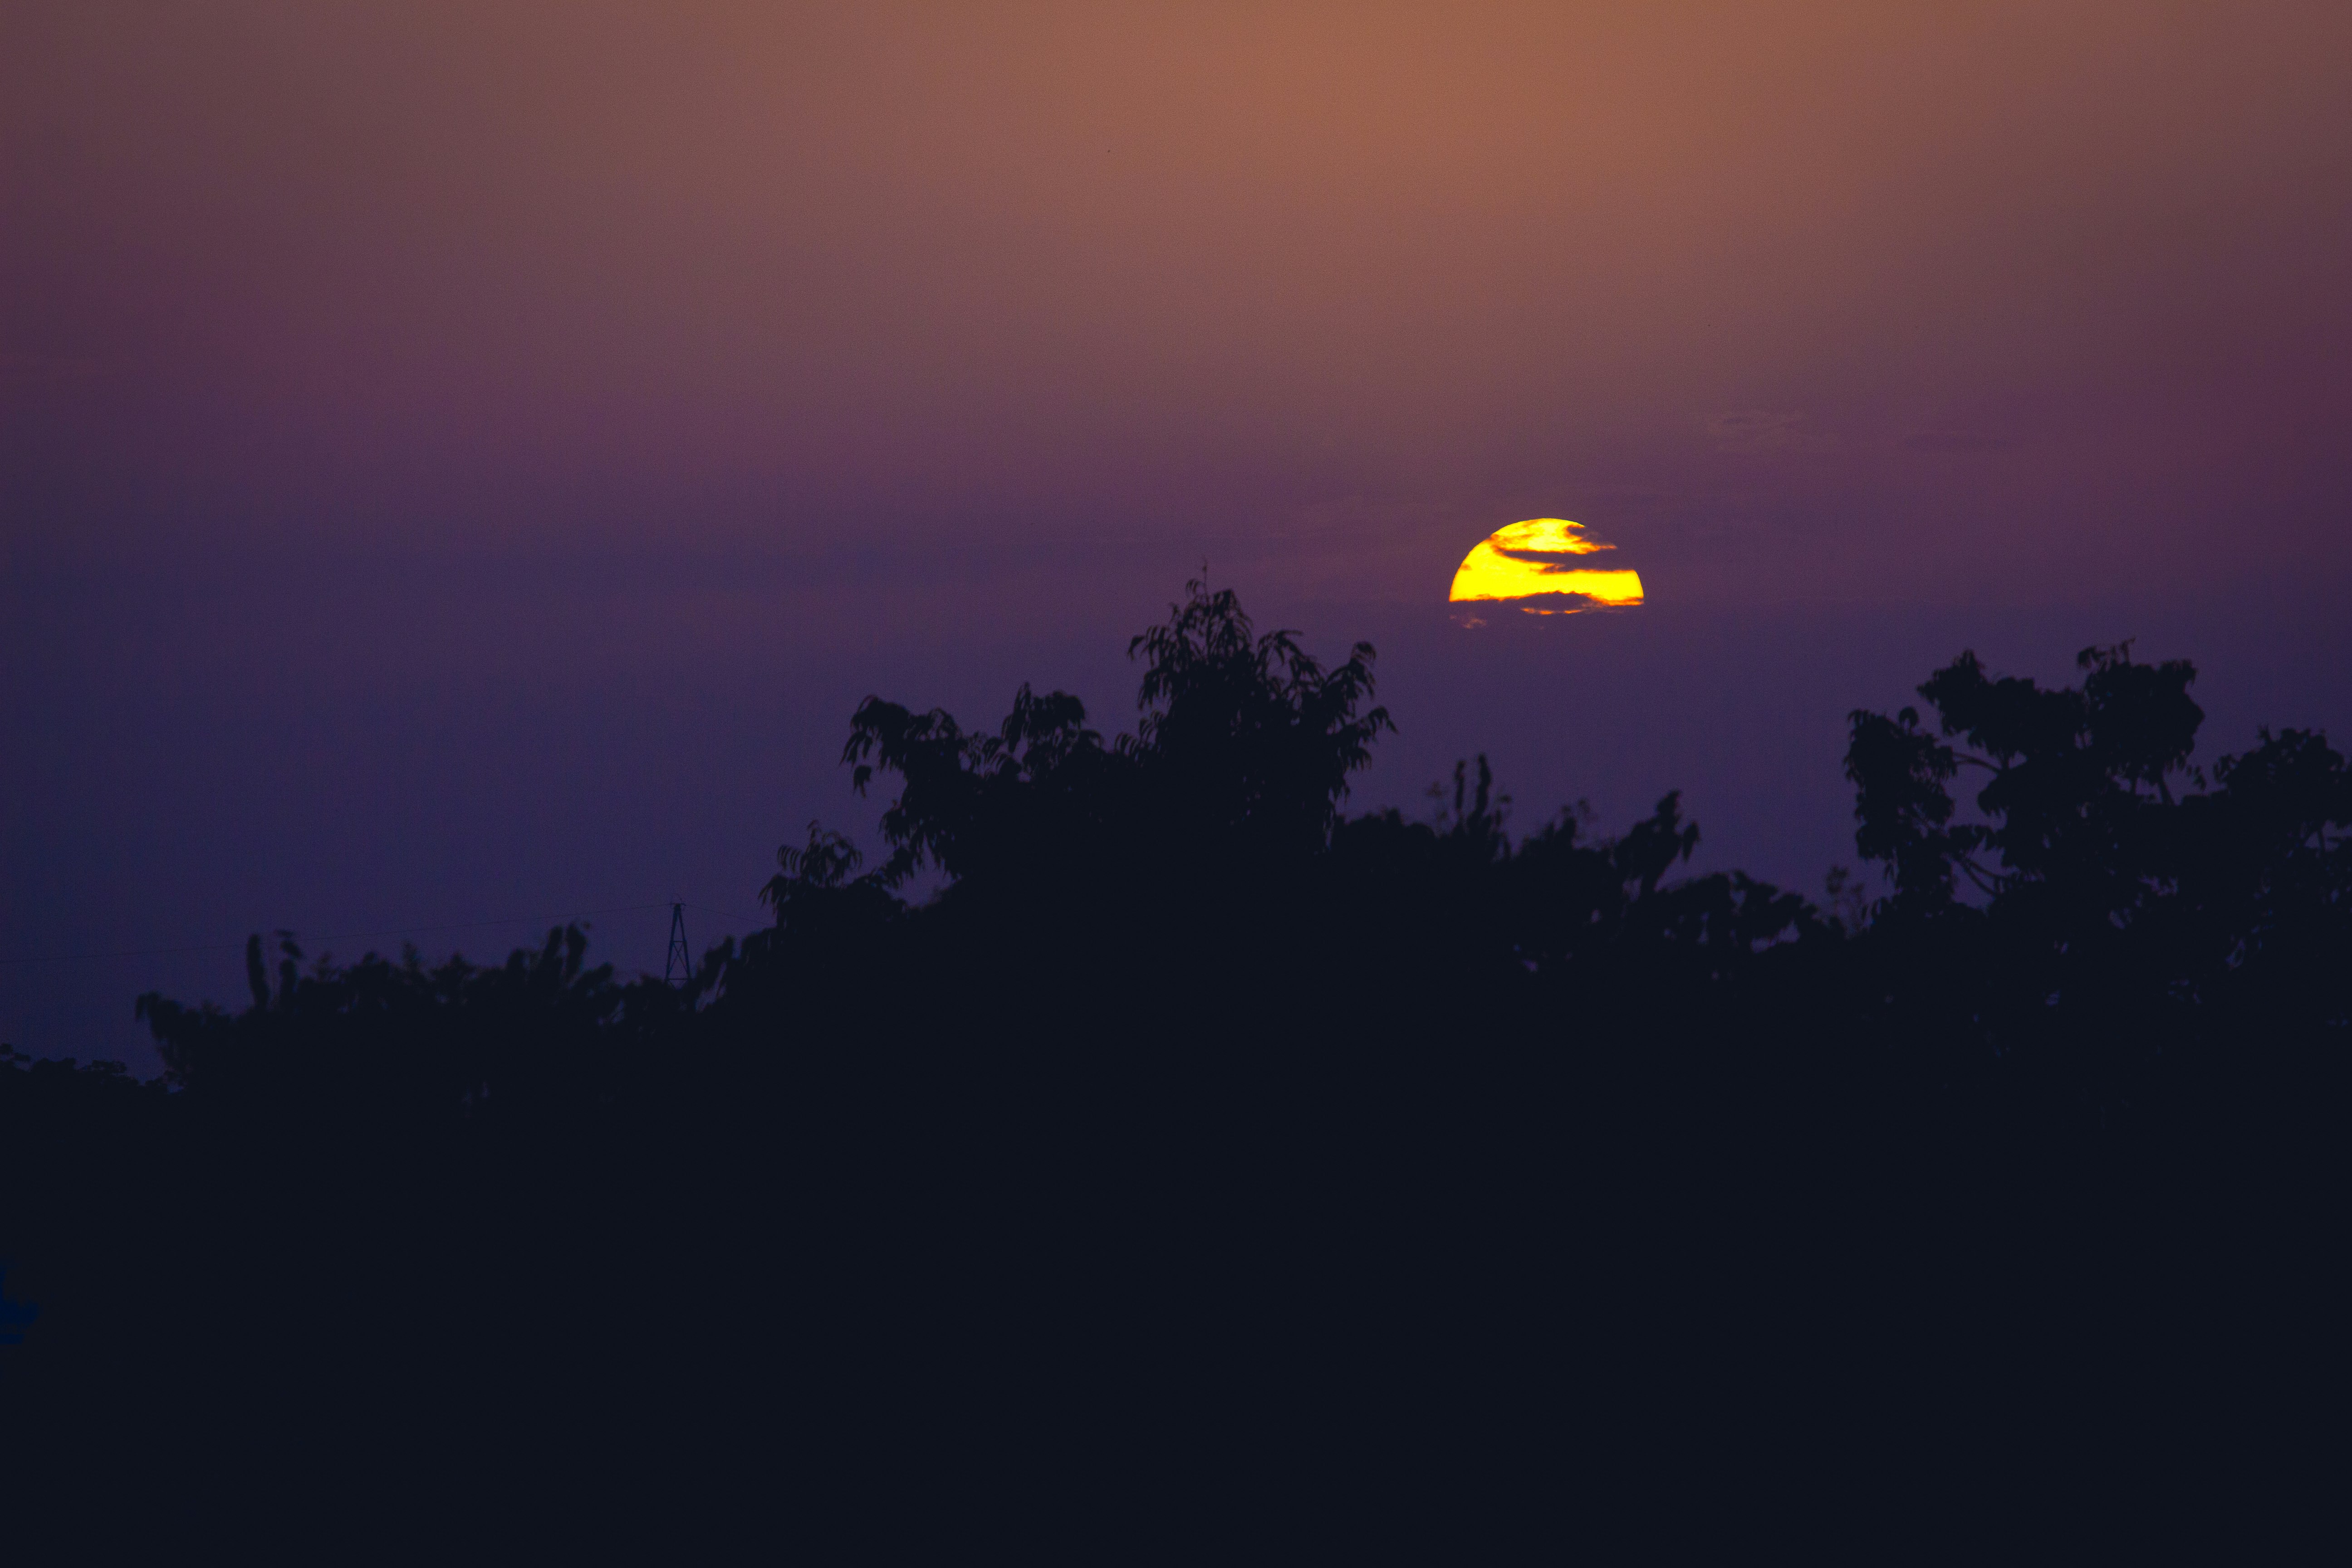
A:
8;2;2351;1067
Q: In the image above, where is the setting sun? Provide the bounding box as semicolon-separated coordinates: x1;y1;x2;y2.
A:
1448;519;1644;613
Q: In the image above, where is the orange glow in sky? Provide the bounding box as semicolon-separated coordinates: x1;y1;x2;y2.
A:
1448;519;1644;612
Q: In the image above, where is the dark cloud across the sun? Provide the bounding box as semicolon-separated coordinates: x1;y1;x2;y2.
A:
1449;519;1643;618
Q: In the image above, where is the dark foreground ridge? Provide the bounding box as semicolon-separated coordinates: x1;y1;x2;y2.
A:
6;582;2346;1544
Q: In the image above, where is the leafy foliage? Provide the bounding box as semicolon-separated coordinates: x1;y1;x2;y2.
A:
6;582;2346;1524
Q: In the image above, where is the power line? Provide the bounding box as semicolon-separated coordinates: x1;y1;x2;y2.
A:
687;902;772;928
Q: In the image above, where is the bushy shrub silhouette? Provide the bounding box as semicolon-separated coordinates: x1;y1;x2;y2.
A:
6;580;2345;1539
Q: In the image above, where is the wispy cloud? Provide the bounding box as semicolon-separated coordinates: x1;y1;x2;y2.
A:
1704;411;1837;455
0;353;106;382
1905;429;2017;454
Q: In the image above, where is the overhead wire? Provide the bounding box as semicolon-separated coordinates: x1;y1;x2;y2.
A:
686;902;772;929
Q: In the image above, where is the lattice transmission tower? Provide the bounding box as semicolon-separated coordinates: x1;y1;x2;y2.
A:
664;902;691;987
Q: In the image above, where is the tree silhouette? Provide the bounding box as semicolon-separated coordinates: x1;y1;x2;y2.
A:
3;579;2344;1538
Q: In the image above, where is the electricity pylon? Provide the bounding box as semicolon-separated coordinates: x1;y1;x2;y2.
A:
665;902;691;988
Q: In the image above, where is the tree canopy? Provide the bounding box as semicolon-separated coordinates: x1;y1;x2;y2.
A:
6;578;2345;1541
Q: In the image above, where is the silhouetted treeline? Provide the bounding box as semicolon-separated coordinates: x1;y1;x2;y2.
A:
6;582;2345;1546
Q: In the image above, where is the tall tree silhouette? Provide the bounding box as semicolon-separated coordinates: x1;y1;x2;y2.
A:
837;578;1390;904
5;581;2343;1540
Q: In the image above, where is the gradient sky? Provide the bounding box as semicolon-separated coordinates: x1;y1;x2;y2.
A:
8;2;2352;1065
